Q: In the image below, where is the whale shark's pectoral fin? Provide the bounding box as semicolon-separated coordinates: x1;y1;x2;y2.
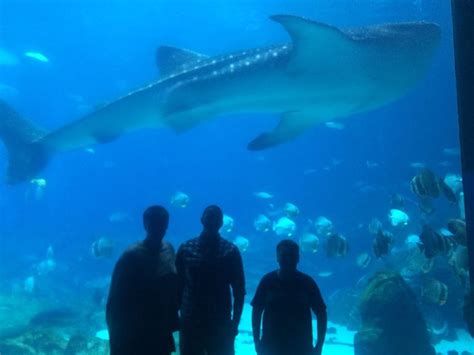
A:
247;111;315;150
271;15;356;71
156;46;209;77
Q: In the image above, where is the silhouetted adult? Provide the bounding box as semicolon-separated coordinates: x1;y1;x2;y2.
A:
176;205;246;355
252;239;327;355
106;206;179;355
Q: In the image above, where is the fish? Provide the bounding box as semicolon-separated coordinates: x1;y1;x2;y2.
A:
448;246;469;288
421;278;448;306
398;247;434;277
233;236;249;252
390;193;405;209
0;16;441;184
108;211;132;223
27;177;47;200
418;196;436;215
325;233;348;258
273;217;296;238
368;218;383;235
283;202;300;217
356;253;371;268
254;214;272;232
324;121;345;130
443;147;460;156
418;224;454;259
388;209;409;227
35;245;56;275
443;173;463;194
410;168;441;198
24;51;49;63
314;216;333;236
366;160;378;168
254;191;273;199
405;233;422;248
410;168;456;202
299;232;319;253
447;219;466;246
221;214;235;234
170;191;189;208
373;230;393;258
410;162;426;169
24;276;35;293
317;271;333;278
91;237;116;259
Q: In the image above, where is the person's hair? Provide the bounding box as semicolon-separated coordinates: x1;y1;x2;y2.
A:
143;205;169;226
202;205;223;218
276;239;299;254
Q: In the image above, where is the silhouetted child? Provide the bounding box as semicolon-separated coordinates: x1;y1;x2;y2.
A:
252;239;327;355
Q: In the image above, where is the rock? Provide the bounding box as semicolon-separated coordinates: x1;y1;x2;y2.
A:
354;270;436;355
65;333;89;355
0;340;36;354
327;326;338;334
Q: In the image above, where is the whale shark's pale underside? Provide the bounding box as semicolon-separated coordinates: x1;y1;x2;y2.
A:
0;15;440;184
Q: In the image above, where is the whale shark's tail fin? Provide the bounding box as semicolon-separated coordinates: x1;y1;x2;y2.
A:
0;100;50;185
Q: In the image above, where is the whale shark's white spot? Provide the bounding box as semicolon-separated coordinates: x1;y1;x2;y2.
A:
24;51;49;63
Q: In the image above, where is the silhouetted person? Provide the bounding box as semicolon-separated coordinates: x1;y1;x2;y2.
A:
176;205;246;355
106;206;179;355
252;239;327;355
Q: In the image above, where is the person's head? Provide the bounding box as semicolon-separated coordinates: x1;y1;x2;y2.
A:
143;205;169;241
277;239;300;271
201;205;223;235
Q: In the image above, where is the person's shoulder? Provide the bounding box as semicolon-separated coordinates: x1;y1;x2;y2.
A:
178;237;199;252
219;237;239;253
298;271;318;286
162;241;175;252
115;242;145;267
122;242;145;258
261;270;279;283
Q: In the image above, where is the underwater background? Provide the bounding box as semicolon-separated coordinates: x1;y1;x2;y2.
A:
0;0;471;354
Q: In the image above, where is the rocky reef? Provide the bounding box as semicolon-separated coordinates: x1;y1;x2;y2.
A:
354;270;436;355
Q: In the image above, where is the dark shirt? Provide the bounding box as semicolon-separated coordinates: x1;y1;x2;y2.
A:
251;270;326;352
176;236;246;322
106;241;179;354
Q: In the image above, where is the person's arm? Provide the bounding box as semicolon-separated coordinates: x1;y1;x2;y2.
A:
106;252;137;349
175;245;185;309
252;305;264;353
230;248;246;335
310;280;327;355
251;277;267;354
313;306;327;355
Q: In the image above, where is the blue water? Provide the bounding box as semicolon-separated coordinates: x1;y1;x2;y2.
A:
0;0;469;353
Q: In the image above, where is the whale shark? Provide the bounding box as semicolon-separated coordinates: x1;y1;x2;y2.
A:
0;15;441;184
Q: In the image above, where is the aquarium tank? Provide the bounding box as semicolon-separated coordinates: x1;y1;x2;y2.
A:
0;0;472;354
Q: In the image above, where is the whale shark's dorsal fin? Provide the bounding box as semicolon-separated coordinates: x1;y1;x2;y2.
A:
156;46;209;77
271;15;357;70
